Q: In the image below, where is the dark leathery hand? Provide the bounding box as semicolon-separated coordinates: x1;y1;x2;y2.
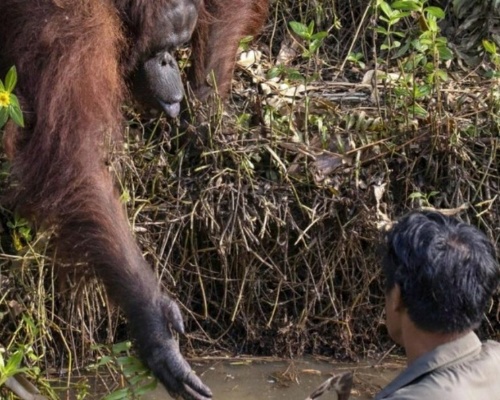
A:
162;296;185;335
150;336;212;400
131;295;212;400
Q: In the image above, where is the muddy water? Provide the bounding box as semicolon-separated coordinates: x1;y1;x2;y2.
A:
143;358;404;400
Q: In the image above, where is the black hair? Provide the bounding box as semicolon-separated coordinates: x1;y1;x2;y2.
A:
382;211;500;333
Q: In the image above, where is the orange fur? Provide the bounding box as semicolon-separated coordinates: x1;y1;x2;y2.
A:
0;1;268;398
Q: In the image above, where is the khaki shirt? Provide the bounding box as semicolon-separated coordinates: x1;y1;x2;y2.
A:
375;332;500;399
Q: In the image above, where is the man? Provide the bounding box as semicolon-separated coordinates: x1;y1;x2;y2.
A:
376;211;500;399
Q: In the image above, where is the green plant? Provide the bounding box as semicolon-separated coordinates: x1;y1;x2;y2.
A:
346;52;366;69
395;1;452;83
0;66;24;128
7;213;33;251
267;64;305;81
375;0;453;119
0;346;38;387
267;20;329;82
238;35;255;52
288;21;328;60
483;39;500;77
409;190;439;207
89;341;157;400
377;0;453;66
376;0;409;52
0;315;56;400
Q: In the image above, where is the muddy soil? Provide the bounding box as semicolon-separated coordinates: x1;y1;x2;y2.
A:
140;358;404;400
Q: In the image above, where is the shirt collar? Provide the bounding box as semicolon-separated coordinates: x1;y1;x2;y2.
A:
375;331;482;399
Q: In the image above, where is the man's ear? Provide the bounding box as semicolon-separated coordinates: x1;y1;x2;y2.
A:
388;284;405;313
393;284;405;312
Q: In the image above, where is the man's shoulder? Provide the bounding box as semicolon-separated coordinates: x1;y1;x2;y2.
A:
381;374;498;400
375;372;469;400
471;339;500;367
483;339;500;353
383;341;500;400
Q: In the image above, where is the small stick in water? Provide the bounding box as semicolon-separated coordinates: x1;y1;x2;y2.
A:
305;371;353;400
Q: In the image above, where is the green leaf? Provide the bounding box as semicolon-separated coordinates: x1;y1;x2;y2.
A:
411;102;429;118
311;31;328;40
409;192;424;200
287;69;305;81
267;67;281;79
427;17;438;32
8;106;24;127
116;355;136;366
134;379;157;396
436;69;448;81
5;350;24;375
309;39;322;53
438;46;453;61
0;107;8;128
238;35;254;50
379;1;394;18
435;36;448;45
419;37;433;46
307;21;315;37
393;41;411;58
289;21;309;39
0;80;4;91
302;49;312;58
95;355;113;367
19;226;32;241
413;84;430;99
391;1;421;11
375;26;389;35
483;40;497;54
123;363;147;376
9;93;21;109
111;341;132;354
392;11;411;19
127;373;150;386
103;387;129;400
425;6;445;19
5;66;17;93
388;15;403;25
9;105;24;127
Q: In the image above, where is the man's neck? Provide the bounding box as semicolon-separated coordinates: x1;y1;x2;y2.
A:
401;315;471;365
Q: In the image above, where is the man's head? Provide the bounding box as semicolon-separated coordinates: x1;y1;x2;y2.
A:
382;211;499;341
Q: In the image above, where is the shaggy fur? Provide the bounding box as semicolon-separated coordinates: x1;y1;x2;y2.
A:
0;0;268;399
190;0;269;99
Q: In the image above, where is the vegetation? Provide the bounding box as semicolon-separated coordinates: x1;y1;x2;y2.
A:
0;67;24;128
1;0;500;398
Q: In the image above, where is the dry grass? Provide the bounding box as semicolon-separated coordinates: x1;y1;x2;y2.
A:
1;1;499;395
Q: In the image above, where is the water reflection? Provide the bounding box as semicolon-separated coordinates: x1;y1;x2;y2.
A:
143;358;404;400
